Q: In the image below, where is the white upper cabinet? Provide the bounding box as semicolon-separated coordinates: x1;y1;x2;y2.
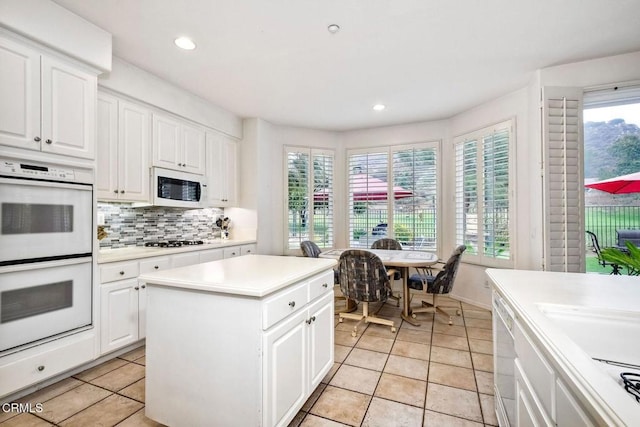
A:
0;35;96;159
206;131;238;207
97;92;150;202
152;113;205;175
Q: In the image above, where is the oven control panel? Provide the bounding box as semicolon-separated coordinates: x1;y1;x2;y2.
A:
0;159;81;182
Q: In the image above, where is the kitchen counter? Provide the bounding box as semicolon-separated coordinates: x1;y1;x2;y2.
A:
487;269;640;426
139;254;336;297
97;239;256;263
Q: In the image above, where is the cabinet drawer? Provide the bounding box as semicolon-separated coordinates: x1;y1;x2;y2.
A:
263;282;309;330
0;332;95;397
308;270;334;302
514;321;555;419
199;249;223;263
140;256;171;274
241;244;256;255
100;261;139;283
171;252;200;268
224;247;241;258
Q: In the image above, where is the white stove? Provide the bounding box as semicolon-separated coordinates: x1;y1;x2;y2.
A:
594;358;640;404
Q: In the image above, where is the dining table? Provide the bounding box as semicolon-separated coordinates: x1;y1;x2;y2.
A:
319;248;438;326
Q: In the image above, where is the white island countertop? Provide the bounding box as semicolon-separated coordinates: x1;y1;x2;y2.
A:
138;254;337;297
487;269;640;426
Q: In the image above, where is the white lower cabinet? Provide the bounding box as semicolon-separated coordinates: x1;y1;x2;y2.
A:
514;321;596;427
144;269;334;427
99;256;169;354
263;292;334;427
99;245;254;355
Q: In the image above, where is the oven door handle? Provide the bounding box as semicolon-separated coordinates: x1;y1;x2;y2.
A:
0;256;92;274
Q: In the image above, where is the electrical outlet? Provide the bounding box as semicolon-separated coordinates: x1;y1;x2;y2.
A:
97;212;105;226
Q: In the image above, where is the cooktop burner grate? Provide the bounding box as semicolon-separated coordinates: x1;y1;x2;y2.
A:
593;358;640;403
144;240;204;248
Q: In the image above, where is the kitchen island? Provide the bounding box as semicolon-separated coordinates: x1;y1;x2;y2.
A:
487;269;640;426
138;254;337;427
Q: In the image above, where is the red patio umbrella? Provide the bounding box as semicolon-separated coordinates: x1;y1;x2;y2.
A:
585;171;640;194
314;174;413;201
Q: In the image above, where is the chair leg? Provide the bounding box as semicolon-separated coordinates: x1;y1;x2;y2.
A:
411;294;461;325
339;309;366;337
362;302;396;333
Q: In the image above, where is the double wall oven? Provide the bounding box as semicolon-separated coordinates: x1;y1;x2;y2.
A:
0;158;93;354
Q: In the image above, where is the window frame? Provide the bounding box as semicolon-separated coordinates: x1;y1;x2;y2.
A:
454;119;515;268
345;141;440;252
284;145;335;255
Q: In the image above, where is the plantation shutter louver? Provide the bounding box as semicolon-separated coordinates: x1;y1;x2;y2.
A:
285;147;335;253
541;87;584;272
482;129;510;259
455;139;479;253
392;146;438;251
348;150;389;248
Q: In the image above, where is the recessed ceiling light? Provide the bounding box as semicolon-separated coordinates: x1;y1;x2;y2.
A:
327;24;340;34
373;104;386;111
174;37;196;50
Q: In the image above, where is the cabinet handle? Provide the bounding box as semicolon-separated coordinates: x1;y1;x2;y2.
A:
311;316;316;322
120;190;125;194
154;265;159;269
322;283;328;288
34;136;41;142
141;284;146;289
119;271;125;275
288;301;295;308
306;316;316;325
134;286;139;290
45;139;52;144
37;365;45;372
114;189;119;194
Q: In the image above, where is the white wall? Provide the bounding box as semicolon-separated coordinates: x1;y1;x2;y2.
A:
239;119;341;255
100;58;243;138
238;50;640;309
0;0;111;71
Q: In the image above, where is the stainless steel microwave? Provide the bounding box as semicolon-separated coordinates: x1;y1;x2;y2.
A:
152;167;205;208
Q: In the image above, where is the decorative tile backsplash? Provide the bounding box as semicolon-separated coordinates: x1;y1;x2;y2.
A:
98;203;224;249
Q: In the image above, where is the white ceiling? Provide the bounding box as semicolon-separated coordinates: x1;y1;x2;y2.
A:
53;0;640;131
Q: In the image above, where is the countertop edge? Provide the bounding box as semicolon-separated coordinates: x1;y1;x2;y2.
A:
97;239;257;263
138;255;337;298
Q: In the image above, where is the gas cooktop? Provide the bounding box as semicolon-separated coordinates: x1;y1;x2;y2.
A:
144;240;204;248
594;358;640;404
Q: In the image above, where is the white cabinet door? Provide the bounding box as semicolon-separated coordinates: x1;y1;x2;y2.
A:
138;283;147;340
182;123;206;175
97;95;151;202
41;55;96;159
206;131;238;207
152;113;181;170
0;35;40;151
263;309;308;427
307;293;334;389
118;100;150;201
100;279;140;354
96;93;118;199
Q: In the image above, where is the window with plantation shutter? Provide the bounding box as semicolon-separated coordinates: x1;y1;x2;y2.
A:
347;142;439;251
455;120;513;267
542;87;584;272
285;147;334;254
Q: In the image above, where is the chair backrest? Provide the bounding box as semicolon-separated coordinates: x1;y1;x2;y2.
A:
338;249;390;303
371;238;403;250
430;245;466;295
300;241;321;258
586;231;605;266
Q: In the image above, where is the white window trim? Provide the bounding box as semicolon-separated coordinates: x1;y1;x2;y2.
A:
283;145;336;255
454;119;515;268
345;141;440;251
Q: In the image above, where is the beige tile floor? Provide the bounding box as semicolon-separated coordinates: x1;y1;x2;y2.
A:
0;296;495;427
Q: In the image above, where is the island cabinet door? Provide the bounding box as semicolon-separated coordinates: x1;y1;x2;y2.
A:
308;292;334;389
263;309;308;427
